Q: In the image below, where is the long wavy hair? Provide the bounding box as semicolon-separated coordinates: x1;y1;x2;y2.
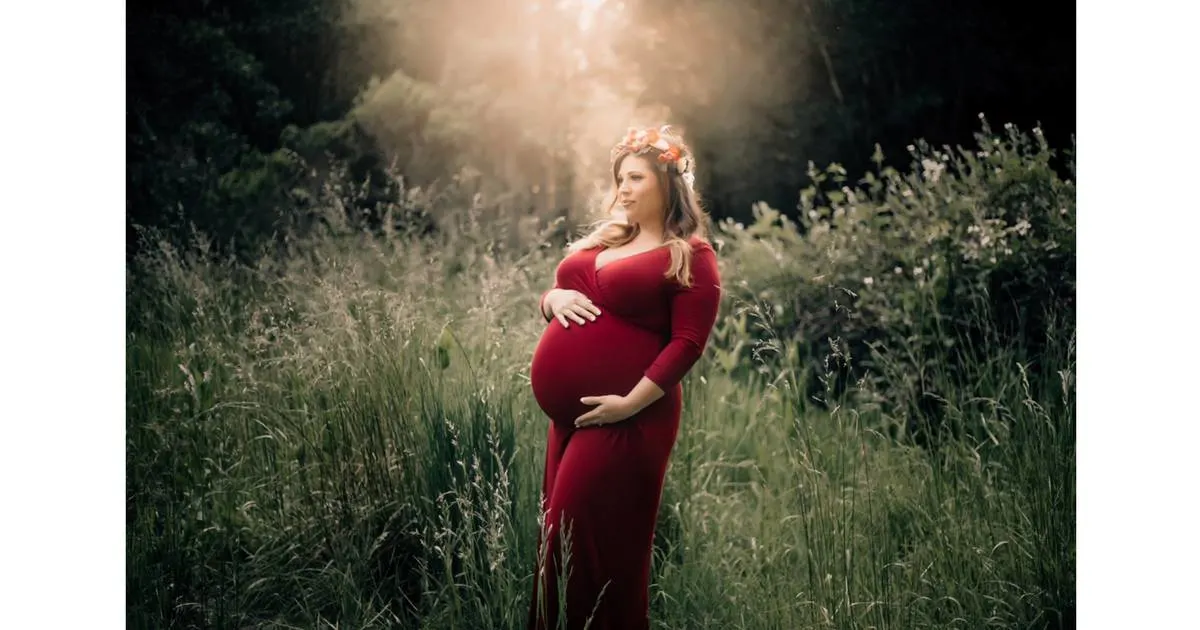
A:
567;127;712;287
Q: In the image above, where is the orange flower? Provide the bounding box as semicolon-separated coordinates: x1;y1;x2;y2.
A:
615;127;686;164
657;146;682;163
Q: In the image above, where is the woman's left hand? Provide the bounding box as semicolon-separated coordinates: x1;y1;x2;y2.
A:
575;395;636;428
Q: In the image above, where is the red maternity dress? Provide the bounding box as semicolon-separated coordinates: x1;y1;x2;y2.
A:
527;235;722;630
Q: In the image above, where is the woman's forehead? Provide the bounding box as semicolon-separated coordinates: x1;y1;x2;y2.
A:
617;154;655;174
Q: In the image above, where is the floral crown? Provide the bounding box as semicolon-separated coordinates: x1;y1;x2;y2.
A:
611;126;694;182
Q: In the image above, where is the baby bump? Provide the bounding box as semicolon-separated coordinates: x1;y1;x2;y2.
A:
530;314;664;422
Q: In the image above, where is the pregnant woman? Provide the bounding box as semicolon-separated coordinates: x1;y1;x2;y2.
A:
527;126;722;629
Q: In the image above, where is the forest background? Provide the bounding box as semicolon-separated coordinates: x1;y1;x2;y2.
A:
127;0;1074;258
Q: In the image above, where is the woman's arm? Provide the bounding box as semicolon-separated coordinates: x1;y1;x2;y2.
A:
641;241;723;394
619;376;667;416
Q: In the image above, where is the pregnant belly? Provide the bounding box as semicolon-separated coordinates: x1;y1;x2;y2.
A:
530;314;664;423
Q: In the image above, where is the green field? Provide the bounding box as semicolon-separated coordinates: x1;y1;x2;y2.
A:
127;130;1074;629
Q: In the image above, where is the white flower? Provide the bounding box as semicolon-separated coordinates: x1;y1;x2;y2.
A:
913;266;924;276
894;266;903;274
863;277;874;286
921;158;944;183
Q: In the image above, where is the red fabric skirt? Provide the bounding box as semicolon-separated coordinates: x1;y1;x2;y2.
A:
528;316;682;629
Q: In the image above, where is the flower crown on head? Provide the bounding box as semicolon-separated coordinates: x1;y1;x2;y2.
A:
611;125;694;181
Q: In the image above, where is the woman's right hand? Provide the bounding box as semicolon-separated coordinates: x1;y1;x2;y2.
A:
545;289;602;328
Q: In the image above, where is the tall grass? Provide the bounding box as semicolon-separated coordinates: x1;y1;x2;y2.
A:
128;135;1073;629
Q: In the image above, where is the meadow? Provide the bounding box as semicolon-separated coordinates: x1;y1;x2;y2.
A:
127;124;1075;629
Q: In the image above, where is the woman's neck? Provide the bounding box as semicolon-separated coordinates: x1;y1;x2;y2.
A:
633;224;666;244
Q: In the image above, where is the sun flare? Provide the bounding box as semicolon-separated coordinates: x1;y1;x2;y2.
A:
572;0;608;32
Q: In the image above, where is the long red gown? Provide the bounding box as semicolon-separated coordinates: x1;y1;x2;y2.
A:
527;235;722;630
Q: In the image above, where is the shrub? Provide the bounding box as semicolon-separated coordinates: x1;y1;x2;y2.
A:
707;119;1074;442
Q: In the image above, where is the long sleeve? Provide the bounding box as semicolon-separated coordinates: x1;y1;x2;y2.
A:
643;241;722;390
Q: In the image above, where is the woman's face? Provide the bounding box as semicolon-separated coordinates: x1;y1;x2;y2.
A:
615;154;665;228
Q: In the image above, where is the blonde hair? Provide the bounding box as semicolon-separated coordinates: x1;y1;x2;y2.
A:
567;127;711;287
